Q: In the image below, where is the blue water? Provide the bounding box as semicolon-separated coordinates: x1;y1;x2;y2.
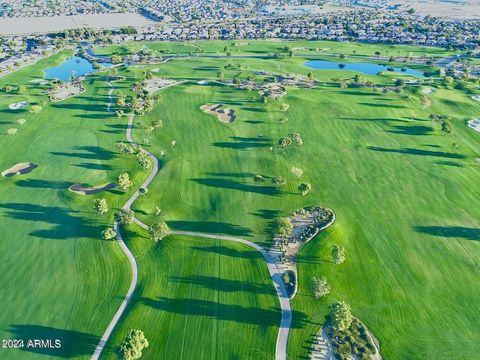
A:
44;56;111;82
304;60;425;77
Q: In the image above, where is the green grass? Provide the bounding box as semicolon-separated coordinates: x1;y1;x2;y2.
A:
101;230;282;360
113;54;479;359
0;40;479;360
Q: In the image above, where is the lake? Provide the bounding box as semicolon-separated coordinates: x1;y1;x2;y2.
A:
44;56;111;82
304;59;425;77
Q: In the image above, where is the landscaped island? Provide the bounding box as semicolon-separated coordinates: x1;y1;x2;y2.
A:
0;39;478;360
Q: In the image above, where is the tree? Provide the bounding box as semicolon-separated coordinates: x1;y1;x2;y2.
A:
29;105;43;114
253;175;265;183
111;54;123;64
278;137;292;148
291;166;303;178
154;206;162;216
7;128;18;136
274;217;293;237
441;119;453;133
332;244;346;264
118;329;149;360
312;276;330;299
148;221;171;241
16;118;26;126
115;208;134;226
118;172;133;192
93;198;109;216
298;182;312;196
288;132;303;146
281;103;290;112
17;84;26;93
272;176;287;187
329;301;352;332
102;227;117;240
217;70;224;80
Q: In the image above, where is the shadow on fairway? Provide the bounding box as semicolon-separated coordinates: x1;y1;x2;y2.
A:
51;146;116;161
251;209;281;220
141;297;309;328
415;226;480;240
0;203;99;240
212;136;271;150
74;162;113;171
169;220;252;236
368;146;466;159
15;179;73;189
169;275;274;295
435;160;464;168
191;245;255;258
7;324;99;358
387;125;433;136
358;102;406;109
191;178;280;195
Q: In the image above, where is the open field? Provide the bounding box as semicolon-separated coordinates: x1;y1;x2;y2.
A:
0;40;479;359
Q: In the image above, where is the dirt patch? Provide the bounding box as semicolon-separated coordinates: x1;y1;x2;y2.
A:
47;81;85;102
143;77;179;93
468;119;480;133
2;162;37;177
69;182;116;195
9;101;29;110
200;104;235;124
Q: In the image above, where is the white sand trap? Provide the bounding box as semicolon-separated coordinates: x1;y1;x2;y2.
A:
2;162;37;177
468;119;480;133
9;101;29;110
472;95;480;102
422;87;434;95
200;104;235;124
69;182;116;195
47;82;85;102
29;79;49;85
197;80;209;85
151;68;160;73
143;77;178;93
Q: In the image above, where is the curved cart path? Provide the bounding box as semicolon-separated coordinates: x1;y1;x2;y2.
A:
93;92;292;360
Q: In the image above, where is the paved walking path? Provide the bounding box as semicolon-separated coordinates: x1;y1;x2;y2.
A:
92;83;292;360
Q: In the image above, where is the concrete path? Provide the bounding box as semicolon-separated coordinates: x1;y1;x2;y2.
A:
93;88;292;360
91;114;158;359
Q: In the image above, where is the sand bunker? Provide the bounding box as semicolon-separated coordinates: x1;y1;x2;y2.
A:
69;182;116;195
197;80;209;85
29;79;49;85
143;77;178;93
468;119;480;133
2;162;37;177
9;101;29;110
472;95;480;102
422;87;434;95
47;82;85;102
200;104;235;124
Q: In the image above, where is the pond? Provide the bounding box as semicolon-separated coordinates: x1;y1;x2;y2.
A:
304;59;425;77
44;56;112;82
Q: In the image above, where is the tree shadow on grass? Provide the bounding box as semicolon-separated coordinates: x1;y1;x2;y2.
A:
357;102;406;109
51;146;116;161
415;226;480;240
74;162;113;171
7;324;99;358
191;245;255;258
368;146;465;159
169;220;252;237
387;125;432;136
141;297;309;328
15;179;73;189
169;275;274;295
0;203;99;240
191;178;280;195
250;209;281;220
